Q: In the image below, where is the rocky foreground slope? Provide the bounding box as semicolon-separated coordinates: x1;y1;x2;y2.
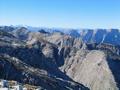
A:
0;26;120;90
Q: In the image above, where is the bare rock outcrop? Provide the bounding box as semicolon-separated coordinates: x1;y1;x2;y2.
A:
73;50;118;90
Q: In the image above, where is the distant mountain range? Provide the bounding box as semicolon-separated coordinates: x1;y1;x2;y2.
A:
1;26;120;45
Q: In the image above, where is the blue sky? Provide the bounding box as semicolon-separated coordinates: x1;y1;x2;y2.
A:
0;0;120;28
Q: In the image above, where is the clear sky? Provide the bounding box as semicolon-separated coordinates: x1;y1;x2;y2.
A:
0;0;120;29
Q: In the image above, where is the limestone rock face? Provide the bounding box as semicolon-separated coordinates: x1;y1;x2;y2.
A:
60;43;119;90
73;50;118;90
